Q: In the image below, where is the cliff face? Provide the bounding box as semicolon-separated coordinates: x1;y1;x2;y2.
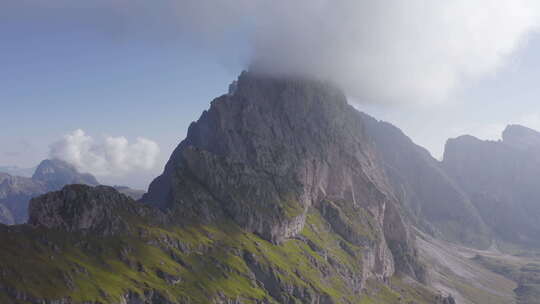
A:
442;126;540;248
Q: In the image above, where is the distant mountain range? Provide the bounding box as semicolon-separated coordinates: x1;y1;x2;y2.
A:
0;159;145;225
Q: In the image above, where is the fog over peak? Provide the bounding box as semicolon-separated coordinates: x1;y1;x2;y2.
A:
180;0;540;104
6;0;540;105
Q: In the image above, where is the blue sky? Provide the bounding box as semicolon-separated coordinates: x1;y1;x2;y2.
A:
3;1;540;188
0;3;244;187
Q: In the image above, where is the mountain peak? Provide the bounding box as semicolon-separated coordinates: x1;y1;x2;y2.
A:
32;159;99;190
502;124;540;149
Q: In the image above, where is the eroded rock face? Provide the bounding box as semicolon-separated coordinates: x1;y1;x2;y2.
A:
28;185;161;235
144;72;422;281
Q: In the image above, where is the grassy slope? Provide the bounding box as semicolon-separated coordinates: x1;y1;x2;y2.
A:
0;209;439;304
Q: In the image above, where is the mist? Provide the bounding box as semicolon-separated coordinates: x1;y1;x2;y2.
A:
182;1;540;104
5;0;540;104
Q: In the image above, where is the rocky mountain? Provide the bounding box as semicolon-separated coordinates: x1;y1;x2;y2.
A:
0;159;99;224
15;71;540;303
4;72;539;303
442;125;540;249
144;72;429;278
29;184;162;235
0;72;463;303
32;159;99;190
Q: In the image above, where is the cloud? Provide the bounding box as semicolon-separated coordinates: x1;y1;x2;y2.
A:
5;1;540;104
49;129;160;176
172;1;540;104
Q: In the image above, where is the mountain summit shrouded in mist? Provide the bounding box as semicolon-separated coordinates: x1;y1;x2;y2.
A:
4;72;540;303
5;2;540;304
4;1;540;177
1;72;440;303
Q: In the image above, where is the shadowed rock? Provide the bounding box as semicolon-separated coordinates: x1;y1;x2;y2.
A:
29;184;161;235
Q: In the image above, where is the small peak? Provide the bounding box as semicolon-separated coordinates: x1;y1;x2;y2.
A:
502;124;540;149
32;159;99;190
28;184;150;235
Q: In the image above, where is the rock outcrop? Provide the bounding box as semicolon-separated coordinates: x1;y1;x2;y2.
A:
28;185;161;235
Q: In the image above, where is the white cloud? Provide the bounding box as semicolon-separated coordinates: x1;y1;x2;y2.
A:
6;1;540;104
49;129;160;176
174;0;540;104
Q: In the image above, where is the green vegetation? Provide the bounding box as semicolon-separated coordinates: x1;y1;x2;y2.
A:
0;208;440;303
